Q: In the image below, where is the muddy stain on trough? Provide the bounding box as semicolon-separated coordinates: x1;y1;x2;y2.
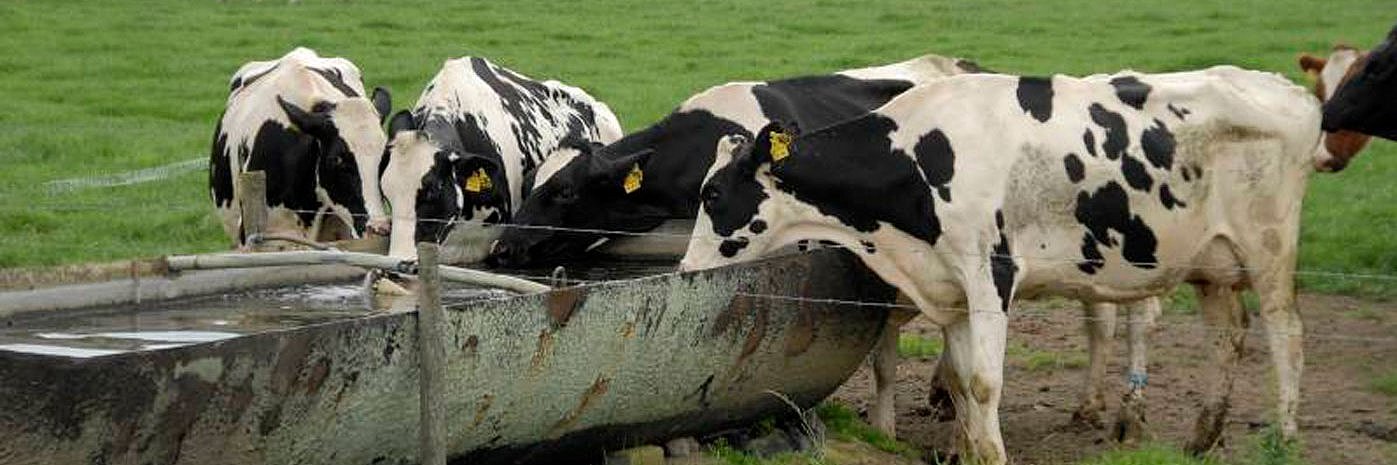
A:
471;393;494;429
550;376;611;435
530;329;555;374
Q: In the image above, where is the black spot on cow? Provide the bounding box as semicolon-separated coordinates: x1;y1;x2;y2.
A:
1083;129;1098;157
955;59;990;73
914;129;955;202
1140;119;1176;170
718;237;750;258
1120;155;1153;191
1077;233;1105;274
1159;184;1187;209
1063;153;1085;183
308;66;361;97
749;219;767;234
990;210;1017;312
470;58;553;166
231;62;280;94
861;241;877;254
768;116;942;246
1180;165;1193;182
1167;103;1191;120
753;75;915;133
242;120;326;227
209;117;233;208
1016;76;1055;123
1074;181;1159;269
1088;104;1129;160
1109;76;1152;110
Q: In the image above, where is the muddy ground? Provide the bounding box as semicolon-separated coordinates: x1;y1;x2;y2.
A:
831;293;1397;465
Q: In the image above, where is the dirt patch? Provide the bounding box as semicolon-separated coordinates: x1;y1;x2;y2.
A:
832;293;1397;465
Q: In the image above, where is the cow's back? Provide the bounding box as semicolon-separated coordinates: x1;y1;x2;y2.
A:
872;68;1321;301
412;57;622;209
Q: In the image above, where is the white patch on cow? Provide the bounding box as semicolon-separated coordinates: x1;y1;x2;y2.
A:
679;82;769;133
1319;48;1360;101
532;146;584;187
382;132;439;259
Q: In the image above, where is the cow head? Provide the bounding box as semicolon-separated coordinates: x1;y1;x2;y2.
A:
1300;45;1375;172
276;87;392;236
486;140;657;267
679;126;794;271
1322;24;1397;143
381;110;509;259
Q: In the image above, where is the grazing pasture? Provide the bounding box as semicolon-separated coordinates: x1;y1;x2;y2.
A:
1;0;1395;297
1;1;1395;464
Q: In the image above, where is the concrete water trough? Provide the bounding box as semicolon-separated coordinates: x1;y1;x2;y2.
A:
0;244;896;465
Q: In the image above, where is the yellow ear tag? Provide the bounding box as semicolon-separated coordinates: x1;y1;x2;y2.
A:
769;131;793;161
464;168;492;193
623;164;643;194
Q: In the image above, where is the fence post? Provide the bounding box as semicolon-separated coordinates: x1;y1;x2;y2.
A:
416;242;448;465
237;171;267;248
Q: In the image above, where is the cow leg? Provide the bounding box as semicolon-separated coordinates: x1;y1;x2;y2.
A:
1186;284;1248;455
1115;297;1158;443
942;284;1009;465
870;314;899;436
1253;265;1303;441
1072;302;1117;429
926;353;957;421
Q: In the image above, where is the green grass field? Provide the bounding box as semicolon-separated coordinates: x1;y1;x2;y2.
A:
2;0;1395;298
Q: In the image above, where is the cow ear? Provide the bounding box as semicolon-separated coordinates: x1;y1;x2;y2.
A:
750;122;799;168
387;110;416;139
1298;53;1327;78
450;153;504;197
371;87;393;123
278;96;333;137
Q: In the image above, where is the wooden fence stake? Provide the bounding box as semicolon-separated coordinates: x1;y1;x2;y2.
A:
237;171;267;249
416;242;448;465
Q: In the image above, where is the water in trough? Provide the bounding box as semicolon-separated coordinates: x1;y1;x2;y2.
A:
0;259;679;358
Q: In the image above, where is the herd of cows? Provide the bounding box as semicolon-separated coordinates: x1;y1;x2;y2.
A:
208;22;1397;465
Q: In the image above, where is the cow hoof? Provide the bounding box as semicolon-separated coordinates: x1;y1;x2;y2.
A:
1070;408;1106;431
1186;401;1229;455
1112;402;1149;443
927;384;957;422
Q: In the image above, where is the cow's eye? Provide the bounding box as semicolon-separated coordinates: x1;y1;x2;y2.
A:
702;187;720;202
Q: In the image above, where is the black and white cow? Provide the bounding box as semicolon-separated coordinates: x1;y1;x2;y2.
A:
1323;22;1397;142
681;66;1327;464
491;53;1161;438
488;54;984;267
380;57;622;262
211;47;392;246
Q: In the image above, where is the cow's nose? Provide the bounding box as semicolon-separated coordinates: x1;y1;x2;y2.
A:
1316;157;1349;173
677;260;693;273
367;218;391;236
484;241;512;268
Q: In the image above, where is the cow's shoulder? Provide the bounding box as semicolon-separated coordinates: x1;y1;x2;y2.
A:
678;82;765;130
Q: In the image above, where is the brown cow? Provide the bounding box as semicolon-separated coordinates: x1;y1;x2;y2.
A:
1300;45;1375;171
